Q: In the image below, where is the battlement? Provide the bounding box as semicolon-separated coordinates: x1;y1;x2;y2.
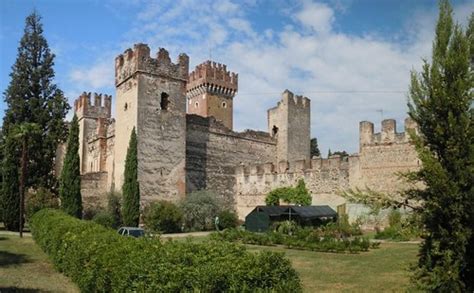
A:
74;92;112;119
281;89;310;108
115;43;189;86
186;61;238;99
235;156;349;177
359;117;418;147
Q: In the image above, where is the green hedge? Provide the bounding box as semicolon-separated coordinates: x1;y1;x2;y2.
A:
30;209;301;292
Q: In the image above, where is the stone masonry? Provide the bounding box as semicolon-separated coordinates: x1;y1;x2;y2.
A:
64;43;419;220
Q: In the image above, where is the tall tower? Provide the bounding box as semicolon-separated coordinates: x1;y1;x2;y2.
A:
267;89;311;163
74;92;112;174
186;61;238;129
114;43;189;203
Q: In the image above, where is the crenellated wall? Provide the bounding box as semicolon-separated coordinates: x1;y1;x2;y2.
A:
234;118;419;220
354;118;419;194
235;156;351;219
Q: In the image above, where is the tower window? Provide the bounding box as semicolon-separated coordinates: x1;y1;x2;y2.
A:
272;125;279;137
195;102;199;108
124;103;128;111
160;92;169;110
222;102;227;108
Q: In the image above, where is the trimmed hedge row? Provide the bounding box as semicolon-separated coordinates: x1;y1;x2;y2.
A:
30;209;301;292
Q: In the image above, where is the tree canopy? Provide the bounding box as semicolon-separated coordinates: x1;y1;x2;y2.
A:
122;128;140;227
406;1;473;290
59;115;82;218
265;179;312;206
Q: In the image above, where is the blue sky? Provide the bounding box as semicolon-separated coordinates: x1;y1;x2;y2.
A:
1;0;473;155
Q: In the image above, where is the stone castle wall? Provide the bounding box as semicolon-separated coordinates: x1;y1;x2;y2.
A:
234;118;419;220
186;114;276;208
235;156;351;219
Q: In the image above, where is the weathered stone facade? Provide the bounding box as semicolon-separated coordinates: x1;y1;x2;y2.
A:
67;43;418;219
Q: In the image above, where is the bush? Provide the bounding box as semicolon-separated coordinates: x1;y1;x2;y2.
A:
265;179;311;206
92;211;115;228
107;192;122;228
375;210;422;241
30;209;302;292
143;200;183;233
218;210;239;230
180;190;221;231
25;187;59;221
213;219;372;254
82;207;99;220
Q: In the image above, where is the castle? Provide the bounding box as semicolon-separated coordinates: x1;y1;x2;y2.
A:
60;43;419;220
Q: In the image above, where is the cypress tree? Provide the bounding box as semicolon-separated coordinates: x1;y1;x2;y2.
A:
59;115;82;218
310;138;320;157
407;1;473;290
122;128;140;227
2;12;69;192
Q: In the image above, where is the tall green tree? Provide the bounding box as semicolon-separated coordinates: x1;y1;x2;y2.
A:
2;12;69;192
310;138;320;157
12;123;41;236
59;115;82;218
407;1;473;290
122;128;140;227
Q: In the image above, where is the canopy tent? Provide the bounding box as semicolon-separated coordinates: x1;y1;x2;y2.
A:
245;205;338;232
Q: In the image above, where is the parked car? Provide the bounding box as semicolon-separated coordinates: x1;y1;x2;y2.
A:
117;227;145;238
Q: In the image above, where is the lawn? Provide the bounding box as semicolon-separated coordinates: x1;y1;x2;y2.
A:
0;234;79;292
0;232;419;292
247;242;420;292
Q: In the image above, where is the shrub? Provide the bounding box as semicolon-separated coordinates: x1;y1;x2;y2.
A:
82;206;99;220
180;190;221;231
217;210;239;230
92;211;115;228
213;219;372;254
143;200;183;233
25;187;59;221
30;209;302;292
107;192;122;228
265;179;311;206
375;210;422;241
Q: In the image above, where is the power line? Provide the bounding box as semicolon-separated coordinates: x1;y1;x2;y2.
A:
237;90;407;96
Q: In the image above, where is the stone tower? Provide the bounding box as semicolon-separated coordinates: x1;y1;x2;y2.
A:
267;89;311;163
186;61;238;129
114;43;189;203
74;92;112;174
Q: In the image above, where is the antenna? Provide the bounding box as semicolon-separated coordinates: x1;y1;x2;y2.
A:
376;109;384;120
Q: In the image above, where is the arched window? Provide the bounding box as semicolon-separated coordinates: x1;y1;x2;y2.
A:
195;102;199;108
222;102;227;108
160;92;169;110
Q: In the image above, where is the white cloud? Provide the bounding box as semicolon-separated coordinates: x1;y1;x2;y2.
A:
296;1;334;34
72;0;473;155
69;60;114;90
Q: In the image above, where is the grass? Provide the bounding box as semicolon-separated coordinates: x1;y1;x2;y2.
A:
0;232;419;292
247;242;420;292
0;234;79;292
